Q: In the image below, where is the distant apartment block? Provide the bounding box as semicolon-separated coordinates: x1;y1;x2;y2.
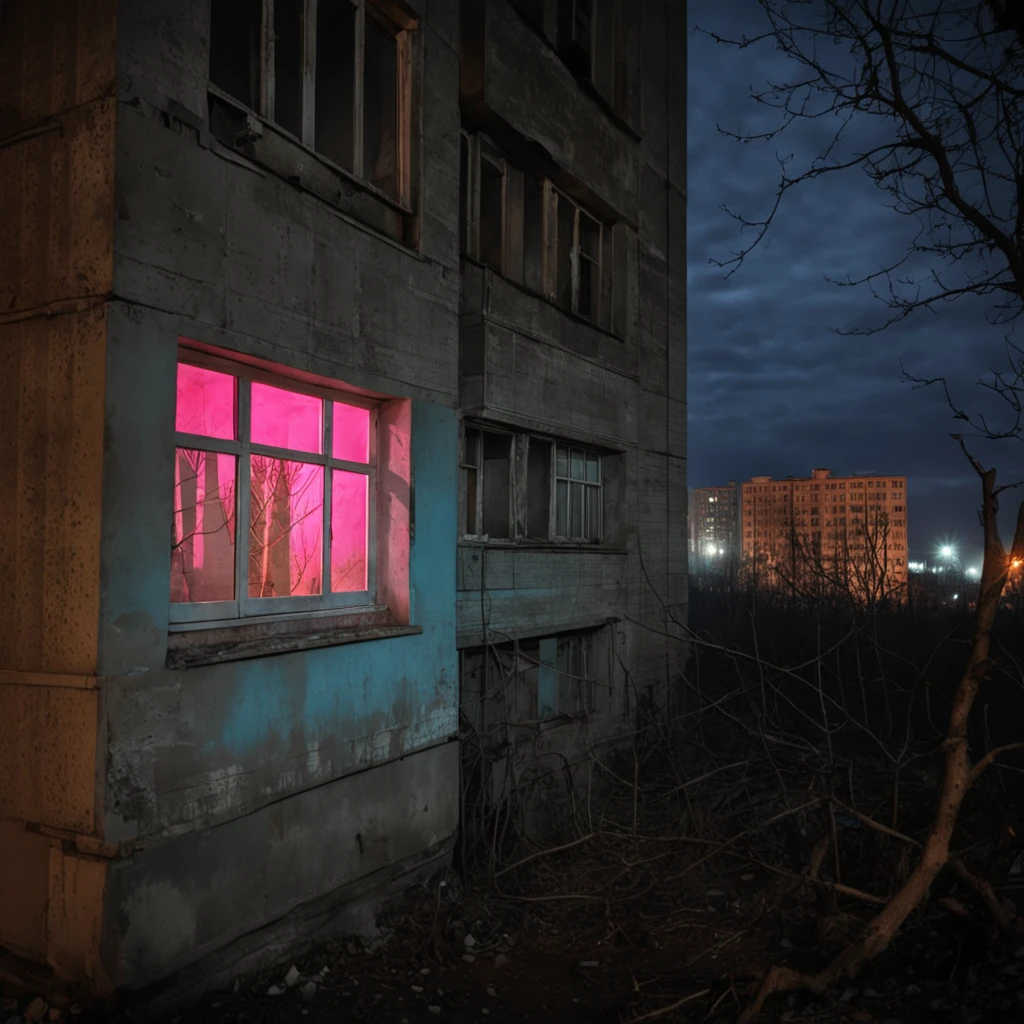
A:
741;469;908;598
689;481;740;570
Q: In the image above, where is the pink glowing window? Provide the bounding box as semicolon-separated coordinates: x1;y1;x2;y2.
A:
176;364;236;439
333;403;370;463
251;382;323;454
171;449;237;602
332;471;368;591
248;457;324;598
172;356;382;618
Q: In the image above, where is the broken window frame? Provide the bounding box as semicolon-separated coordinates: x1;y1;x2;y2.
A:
460;132;609;328
171;349;379;625
208;0;415;208
460;424;603;545
556;0;596;81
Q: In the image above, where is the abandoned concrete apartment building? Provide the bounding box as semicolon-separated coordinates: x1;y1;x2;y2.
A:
0;0;686;996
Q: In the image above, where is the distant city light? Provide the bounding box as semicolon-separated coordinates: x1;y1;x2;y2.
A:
952;593;959;600
966;566;980;579
940;545;955;558
1013;559;1022;570
718;546;725;555
908;561;926;572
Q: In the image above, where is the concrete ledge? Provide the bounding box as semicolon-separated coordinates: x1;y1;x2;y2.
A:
166;620;423;669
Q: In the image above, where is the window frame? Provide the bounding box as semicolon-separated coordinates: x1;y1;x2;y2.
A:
460;425;604;545
460;131;611;330
208;0;415;209
171;349;379;626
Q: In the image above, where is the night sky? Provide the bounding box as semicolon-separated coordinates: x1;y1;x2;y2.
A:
686;0;1023;568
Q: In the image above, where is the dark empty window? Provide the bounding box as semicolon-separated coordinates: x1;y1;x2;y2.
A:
479;153;504;270
274;0;304;137
210;0;409;202
557;0;594;80
315;0;357;170
364;9;399;196
210;0;262;109
482;433;511;538
522;174;545;293
527;440;551;538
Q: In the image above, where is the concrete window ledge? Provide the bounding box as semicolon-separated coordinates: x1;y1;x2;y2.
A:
167;615;423;670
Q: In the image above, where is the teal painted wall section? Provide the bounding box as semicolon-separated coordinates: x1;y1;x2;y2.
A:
99;309;460;845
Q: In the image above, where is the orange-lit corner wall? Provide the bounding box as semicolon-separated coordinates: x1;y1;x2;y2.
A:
0;0;117;992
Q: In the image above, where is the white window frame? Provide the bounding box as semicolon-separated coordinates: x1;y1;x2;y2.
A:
460;425;604;544
171;350;378;625
553;442;602;541
208;0;414;206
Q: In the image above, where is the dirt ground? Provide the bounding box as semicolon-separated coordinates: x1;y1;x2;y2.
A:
5;861;1024;1024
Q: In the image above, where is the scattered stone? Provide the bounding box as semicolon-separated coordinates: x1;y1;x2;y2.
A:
840;988;856;1002
905;983;922;995
301;981;317;1002
863;988;883;998
1001;963;1020;977
427;1006;441;1016
463;934;476;948
420;967;431;976
284;965;301;987
411;985;424;993
780;938;793;951
69;1008;82;1017
266;985;284;997
24;998;48;1022
462;954;475;963
48;1010;61;1023
851;1013;873;1022
481;1010;489;1016
741;873;755;881
578;960;600;968
493;953;508;968
486;987;497;998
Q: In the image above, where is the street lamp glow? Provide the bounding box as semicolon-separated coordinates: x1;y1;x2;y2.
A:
718;546;725;555
966;566;980;579
940;545;954;558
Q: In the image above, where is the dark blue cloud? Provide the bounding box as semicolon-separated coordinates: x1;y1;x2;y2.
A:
686;0;1024;566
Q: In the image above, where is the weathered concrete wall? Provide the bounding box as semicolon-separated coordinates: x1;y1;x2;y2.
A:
86;0;464;990
102;742;458;989
0;0;117;986
457;0;688;727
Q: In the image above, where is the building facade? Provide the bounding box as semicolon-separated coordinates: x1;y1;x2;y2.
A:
741;469;908;599
0;0;686;998
688;481;739;573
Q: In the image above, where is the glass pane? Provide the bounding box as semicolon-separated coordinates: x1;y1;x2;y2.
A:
586;486;601;540
176;364;236;439
479;157;504;269
274;0;304;136
248;457;324;598
570;448;585;481
364;12;398;197
556;479;568;536
251;383;323;453
570;482;584;537
171;449;236;603
332;402;370;462
555;444;568;477
331;470;368;591
316;0;356;169
586;453;600;482
578;255;598;320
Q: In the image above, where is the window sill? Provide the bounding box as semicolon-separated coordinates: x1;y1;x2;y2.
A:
460;538;627;554
166;609;421;669
207;87;415;248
